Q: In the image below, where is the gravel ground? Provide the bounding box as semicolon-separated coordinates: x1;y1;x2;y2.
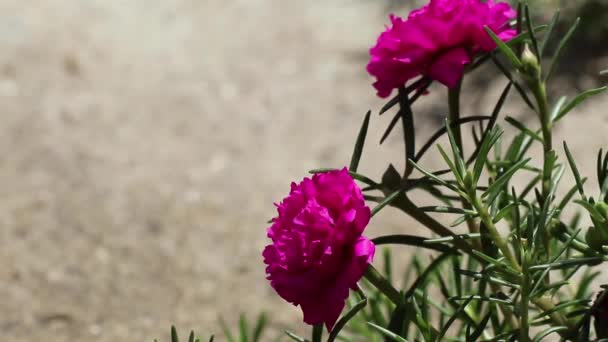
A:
0;1;606;341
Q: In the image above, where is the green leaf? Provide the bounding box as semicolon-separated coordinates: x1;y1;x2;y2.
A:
409;160;458;192
437;296;475;340
239;314;248;342
575;200;604;224
380;96;400;116
533;299;590;321
529;257;603;271
465;83;512;167
371;189;403;217
252;313;267;342
493;202;516;223
445;121;467;177
188;331;195;342
371;234;454;253
383;248;393;285
576;269;601;300
436;144;464;184
384;305;408;342
557;179;586;212
563;141;587;200
458;269;520;289
327;290;368;342
467;311;492;341
539;9;560;57
549;96;567;121
285;331;308;342
350;111;371;173
367;322;409;342
545;17;580;81
450;295;514;306
418;206;476;215
380;111;401;145
172;326;180;342
524;4;539;58
415;116;491;163
404;252;455;299
424;233;481;244
491;56;535;110
532;326;568;342
555;86;608;122
484;26;522;69
470;250;520;277
309;168;378;188
598;149;608;199
379;77;431;115
398;88;416;169
473;126;503;183
220;318;236;342
483;158;531;203
504;116;542;142
469;24;547;71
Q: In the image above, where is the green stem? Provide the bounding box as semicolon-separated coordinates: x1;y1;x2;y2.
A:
528;73;553;285
520;255;531;342
399;86;416;179
470;193;521;272
363;264;402;306
447;80;463;156
530;81;552;200
398;192;523;329
312;324;323;342
521;54;579;337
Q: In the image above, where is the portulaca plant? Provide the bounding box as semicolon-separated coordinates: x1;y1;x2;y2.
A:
163;0;608;341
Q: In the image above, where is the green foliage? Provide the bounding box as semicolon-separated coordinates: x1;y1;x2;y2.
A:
299;2;608;341
165;2;608;341
154;326;212;342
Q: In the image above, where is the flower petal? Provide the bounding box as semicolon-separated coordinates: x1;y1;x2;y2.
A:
427;47;471;88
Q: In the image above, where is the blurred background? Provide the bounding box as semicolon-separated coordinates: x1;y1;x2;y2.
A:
0;1;606;341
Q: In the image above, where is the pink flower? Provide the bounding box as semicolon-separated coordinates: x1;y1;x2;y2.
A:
263;168;374;330
367;0;516;97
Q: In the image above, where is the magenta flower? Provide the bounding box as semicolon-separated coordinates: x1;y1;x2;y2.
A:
263;168;375;330
367;0;516;97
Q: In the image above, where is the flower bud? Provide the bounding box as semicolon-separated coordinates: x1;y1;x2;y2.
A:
597;202;608;220
586;226;608;251
547;218;566;236
463;170;474;191
520;44;541;79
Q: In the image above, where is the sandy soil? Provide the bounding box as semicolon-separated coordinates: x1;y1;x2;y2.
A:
0;1;606;341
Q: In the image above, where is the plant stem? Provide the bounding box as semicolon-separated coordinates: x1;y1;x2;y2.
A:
521;52;579;337
447;81;463;156
530;80;552;199
520;255;531;342
527;71;553;285
470;193;521;272
363;264;402;306
397;192;523;329
312;324;323;342
399;86;416;179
